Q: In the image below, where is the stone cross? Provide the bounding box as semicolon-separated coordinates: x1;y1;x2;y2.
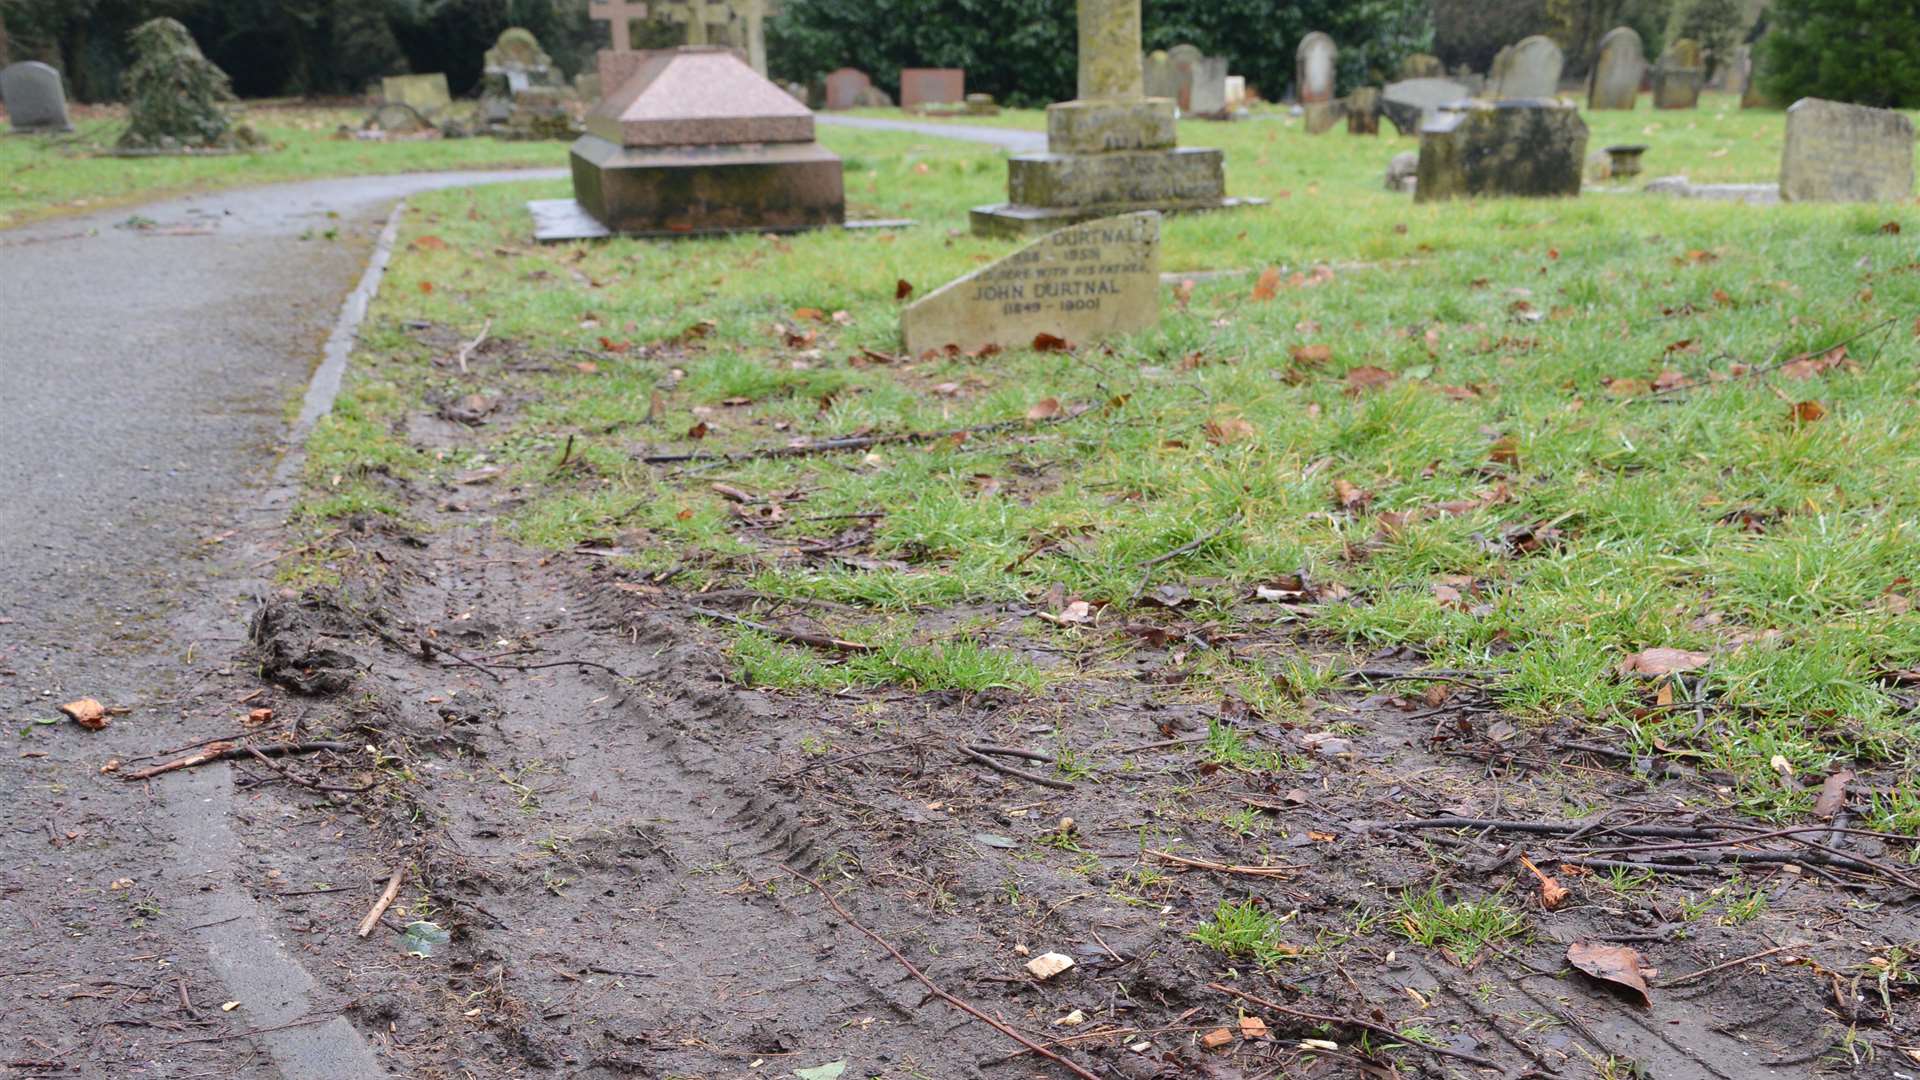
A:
589;0;650;52
654;0;732;46
1078;0;1143;101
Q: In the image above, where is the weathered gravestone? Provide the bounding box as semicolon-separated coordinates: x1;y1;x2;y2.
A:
116;18;256;151
483;28;574;138
1652;39;1703;110
568;47;843;235
1346;87;1380;134
365;102;433;135
900;68;964;110
1224;76;1247;111
903;212;1159;356
823;67;872;110
1587;27;1644;109
1740;47;1776;109
1414;100;1587;203
1304;100;1344;134
972;0;1250;236
1296;32;1336;105
1384;150;1418;192
1399;53;1443;79
966;93;1000;115
1490;35;1563;100
1166;43;1227;116
1381;77;1469;136
2;61;72;133
1142;50;1178;100
1780;98;1915;203
382;73;451;116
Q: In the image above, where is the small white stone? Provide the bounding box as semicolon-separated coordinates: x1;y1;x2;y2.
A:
1025;952;1075;981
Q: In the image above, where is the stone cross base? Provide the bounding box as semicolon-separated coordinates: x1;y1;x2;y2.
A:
571;135;845;236
972;96;1255;237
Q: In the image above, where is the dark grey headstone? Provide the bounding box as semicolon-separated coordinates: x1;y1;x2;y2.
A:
1414;100;1588;203
2;61;74;133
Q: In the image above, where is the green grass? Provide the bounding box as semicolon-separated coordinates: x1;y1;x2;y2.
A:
302;94;1920;821
1190;898;1302;968
1394;887;1527;963
0;104;563;229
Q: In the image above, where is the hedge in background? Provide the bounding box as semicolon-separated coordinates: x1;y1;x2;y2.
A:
1763;0;1920;108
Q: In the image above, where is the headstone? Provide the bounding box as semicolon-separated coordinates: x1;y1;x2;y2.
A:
1;60;72;133
1452;63;1486;97
854;84;894;108
965;93;1000;116
1414;100;1588;204
1142;50;1178;100
1652;39;1703;109
381;74;452;117
1490;35;1562;100
903;212;1159;356
1709;45;1745;91
1486;45;1513;95
1587;27;1644;109
589;0;653;52
1385;150;1418;192
1167;45;1228;117
1296;32;1336;105
1346;87;1380;135
1381;77;1469;136
486;27;555;86
365;102;433;135
1304;100;1344;134
900;68;964;110
569;46;844;235
972;0;1250;236
116;18;255;151
823;67;872;110
1740;46;1775;109
1223;76;1247;111
484;28;573;138
1399;53;1443;79
1780;98;1915;203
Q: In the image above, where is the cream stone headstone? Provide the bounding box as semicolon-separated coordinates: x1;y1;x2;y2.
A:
1780;98;1916;203
904;212;1160;355
1587;27;1645;110
1296;32;1336;105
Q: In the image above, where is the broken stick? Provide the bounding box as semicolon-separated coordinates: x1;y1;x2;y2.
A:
961;745;1073;791
122;741;351;781
783;867;1110;1080
357;866;406;938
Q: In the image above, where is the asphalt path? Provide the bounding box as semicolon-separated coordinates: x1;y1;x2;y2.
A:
0;167;562;1077
816;112;1046;152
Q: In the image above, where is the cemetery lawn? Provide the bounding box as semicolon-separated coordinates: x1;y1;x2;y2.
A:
0;105;562;229
278;103;1920;1074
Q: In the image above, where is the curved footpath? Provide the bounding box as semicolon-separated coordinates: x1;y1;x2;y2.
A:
0;168;561;1078
816;111;1046;151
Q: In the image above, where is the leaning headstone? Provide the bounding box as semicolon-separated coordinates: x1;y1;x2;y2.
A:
381;73;451;117
567;46;843;235
1485;45;1513;95
1414;100;1587;203
1346;87;1381;134
1652;39;1703;109
116;18;256;151
823;67;872;110
1296;32;1336;105
365;102;433;135
1399;53;1444;79
1780;98;1916;203
972;0;1251;236
1183;54;1230;117
1490;35;1562;99
1381;77;1469;136
1143;50;1179;100
904;212;1159;356
1587;27;1644;109
899;68;964;110
2;61;73;133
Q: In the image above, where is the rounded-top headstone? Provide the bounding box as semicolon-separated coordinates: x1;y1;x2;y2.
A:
1588;27;1645;110
1296;32;1337;105
1493;35;1563;100
1;60;73;133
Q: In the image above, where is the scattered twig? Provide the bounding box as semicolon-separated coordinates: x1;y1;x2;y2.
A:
1643;314;1903;398
417;637;505;683
641;405;1096;465
123;741;351;782
1146;849;1295;878
1384;817;1713;840
244;745;375;795
966;743;1054;764
357;866;405;938
1134;514;1239;571
687;607;875;655
960;744;1073;791
1343;667;1494;686
1209;983;1496;1069
454;317;491;374
479;658;628;678
166;1014;339;1045
555;433;575;468
1661;943;1802;988
783;867;1110;1080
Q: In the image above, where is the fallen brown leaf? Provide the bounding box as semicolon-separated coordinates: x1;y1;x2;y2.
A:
60;698;109;731
1814;770;1854;819
1343;366;1395;394
1331;478;1372;512
1789;400;1826;424
1026;397;1064;421
1617;647;1711;677
1521;855;1570;910
1032;332;1072;353
1205;416;1256;445
1567;941;1652;1006
1251;266;1282;301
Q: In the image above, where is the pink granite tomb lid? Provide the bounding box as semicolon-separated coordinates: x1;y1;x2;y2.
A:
588;47;815;148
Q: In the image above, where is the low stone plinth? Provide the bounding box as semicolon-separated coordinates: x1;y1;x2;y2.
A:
570;135;844;236
1414;99;1587;203
1009;146;1224;207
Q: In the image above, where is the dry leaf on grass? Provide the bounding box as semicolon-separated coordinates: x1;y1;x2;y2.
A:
1616;647;1711;677
1815;770;1854;819
1026;396;1063;420
1205;417;1256;445
1251;266;1282;301
1567;941;1653;1006
1343;366;1395;394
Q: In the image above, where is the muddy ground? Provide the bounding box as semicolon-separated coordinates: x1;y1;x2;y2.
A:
138;373;1920;1080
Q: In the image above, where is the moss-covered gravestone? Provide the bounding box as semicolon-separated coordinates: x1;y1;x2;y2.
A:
1414;100;1587;203
116;18;258;152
